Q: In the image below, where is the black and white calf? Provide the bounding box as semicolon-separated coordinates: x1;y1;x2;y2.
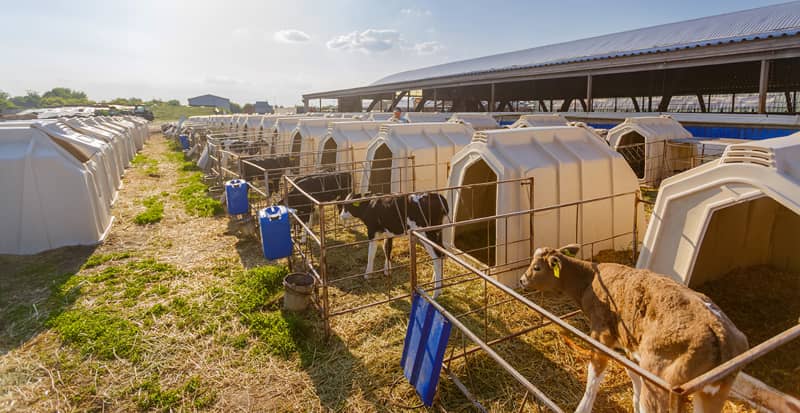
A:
338;193;449;297
281;172;353;241
240;155;292;195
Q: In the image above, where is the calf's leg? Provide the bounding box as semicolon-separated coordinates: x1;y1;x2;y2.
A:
575;354;608;413
365;237;378;279
383;237;392;276
626;368;643;413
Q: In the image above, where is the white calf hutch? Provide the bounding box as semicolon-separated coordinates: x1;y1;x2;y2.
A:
510;113;569;128
606;115;695;185
445;125;643;286
0;124;114;255
359;122;474;194
403;112;451;123
291;118;332;170
448;113;500;130
637;134;800;287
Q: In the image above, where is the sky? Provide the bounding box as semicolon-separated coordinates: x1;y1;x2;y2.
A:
0;0;790;106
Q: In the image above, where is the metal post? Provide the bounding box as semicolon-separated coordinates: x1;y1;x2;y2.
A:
489;83;496;114
759;59;770;114
318;202;331;335
586;74;593;112
319;98;322;112
406;90;410;112
409;231;418;292
433;89;438;113
730;93;736;113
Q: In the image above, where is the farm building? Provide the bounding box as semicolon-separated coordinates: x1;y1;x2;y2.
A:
188;94;231;112
359;122;474;194
445;125;643;286
254;101;274;114
304;2;800;116
637;134;800;287
606;115;696;185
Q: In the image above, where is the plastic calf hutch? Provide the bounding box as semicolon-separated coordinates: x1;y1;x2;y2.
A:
509;113;569;128
448;113;500;130
0;124;114;254
403;112;451;123
291;118;333;171
360;122;474;194
368;112;394;121
606;115;696;186
637;134;800;287
446;125;643;287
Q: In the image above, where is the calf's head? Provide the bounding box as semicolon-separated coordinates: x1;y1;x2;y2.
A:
519;244;580;291
338;193;368;221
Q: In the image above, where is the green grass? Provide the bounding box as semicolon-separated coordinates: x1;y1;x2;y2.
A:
233;265;310;357
48;307;141;360
133;375;216;411
151;104;216;123
131;154;159;177
82;251;133;269
177;173;223;217
134;196;164;225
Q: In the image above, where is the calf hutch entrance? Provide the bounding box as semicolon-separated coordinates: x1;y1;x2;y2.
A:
637;135;800;404
360;122;474;194
453;158;498;266
447;125;643;286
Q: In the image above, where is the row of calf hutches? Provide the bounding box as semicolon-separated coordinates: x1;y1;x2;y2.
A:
0;117;148;254
445;124;643;286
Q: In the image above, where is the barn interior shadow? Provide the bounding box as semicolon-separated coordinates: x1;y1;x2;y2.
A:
0;245;96;355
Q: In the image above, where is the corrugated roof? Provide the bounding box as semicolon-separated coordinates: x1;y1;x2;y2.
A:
373;2;800;86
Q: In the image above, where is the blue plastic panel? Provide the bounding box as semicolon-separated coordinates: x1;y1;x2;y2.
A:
401;293;452;407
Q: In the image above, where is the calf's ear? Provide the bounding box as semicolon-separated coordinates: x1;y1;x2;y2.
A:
547;256;562;278
559;244;580;257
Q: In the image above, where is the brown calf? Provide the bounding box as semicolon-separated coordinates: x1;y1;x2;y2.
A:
519;245;748;413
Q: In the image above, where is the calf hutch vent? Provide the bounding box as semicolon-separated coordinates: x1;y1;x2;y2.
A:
0;124;113;254
606;115;695;186
509;113;568;128
360;122;474;194
448;113;499;130
637;134;800;287
446;125;643;286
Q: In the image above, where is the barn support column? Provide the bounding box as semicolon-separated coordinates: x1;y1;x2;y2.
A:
697;94;707;113
785;91;794;114
578;98;588;112
586;74;593;112
630;97;640;112
337;96;362;112
657;95;672;112
433;89;438;112
366;98;379;112
388;91;407;111
538;100;548;112
414;98;427;112
559;98;573;112
489;83;496;114
759;59;770;114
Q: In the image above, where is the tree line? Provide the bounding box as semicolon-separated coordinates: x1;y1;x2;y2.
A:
0;87;182;111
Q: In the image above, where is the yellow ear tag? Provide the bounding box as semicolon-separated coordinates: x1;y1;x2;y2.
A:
352;201;360;207
553;263;561;279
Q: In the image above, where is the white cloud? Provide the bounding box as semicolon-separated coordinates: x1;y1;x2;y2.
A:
412;41;443;55
205;75;247;86
273;29;311;43
400;8;432;16
326;29;402;53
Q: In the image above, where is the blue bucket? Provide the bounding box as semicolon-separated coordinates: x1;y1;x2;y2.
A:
225;179;249;215
259;206;293;260
179;134;190;150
